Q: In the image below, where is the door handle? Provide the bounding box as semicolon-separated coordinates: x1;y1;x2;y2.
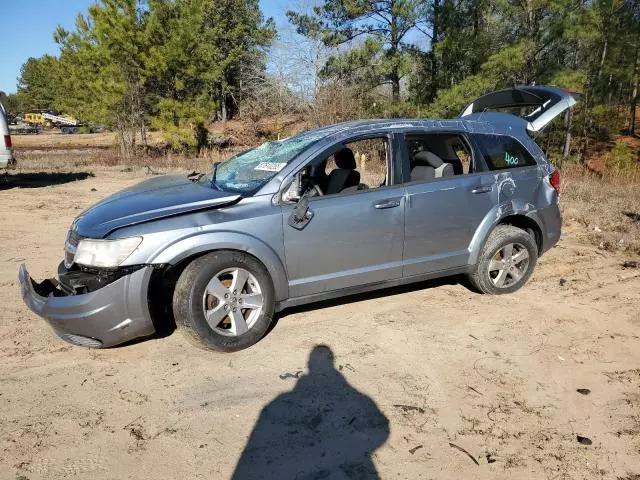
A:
471;186;492;194
374;198;401;209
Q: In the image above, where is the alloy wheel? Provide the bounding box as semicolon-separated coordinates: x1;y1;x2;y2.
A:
202;267;264;336
487;242;530;288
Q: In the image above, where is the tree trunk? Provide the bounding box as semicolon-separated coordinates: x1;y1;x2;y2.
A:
470;2;481;74
390;3;400;102
391;74;400;101
596;37;608;83
429;0;441;101
631;83;638;136
630;35;639;135
221;93;228;122
579;31;608;162
580;92;590;163
563;108;573;158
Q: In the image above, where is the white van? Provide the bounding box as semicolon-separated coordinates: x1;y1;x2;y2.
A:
0;92;16;169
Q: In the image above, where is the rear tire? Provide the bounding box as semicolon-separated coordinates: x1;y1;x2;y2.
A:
173;251;275;352
468;225;538;295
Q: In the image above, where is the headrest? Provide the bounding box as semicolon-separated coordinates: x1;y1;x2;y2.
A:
438;163;455;178
411;165;435;182
414;151;443;169
334;148;356;170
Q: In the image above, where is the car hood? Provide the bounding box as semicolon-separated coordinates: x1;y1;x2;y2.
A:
74;175;241;238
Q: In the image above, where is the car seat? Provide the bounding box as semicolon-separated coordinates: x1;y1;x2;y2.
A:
325;148;361;195
410;151;454;181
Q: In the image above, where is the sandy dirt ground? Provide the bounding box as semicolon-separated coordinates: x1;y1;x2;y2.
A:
1;166;639;480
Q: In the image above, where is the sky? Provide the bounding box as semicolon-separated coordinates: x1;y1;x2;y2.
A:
0;0;295;94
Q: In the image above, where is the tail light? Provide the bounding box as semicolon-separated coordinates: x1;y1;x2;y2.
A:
549;169;560;193
3;135;11;149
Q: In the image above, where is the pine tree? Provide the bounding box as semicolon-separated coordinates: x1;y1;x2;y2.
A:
55;0;148;156
16;55;64;111
288;0;429;102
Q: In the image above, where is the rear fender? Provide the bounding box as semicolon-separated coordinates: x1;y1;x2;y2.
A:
468;170;547;264
468;205;545;265
150;232;289;301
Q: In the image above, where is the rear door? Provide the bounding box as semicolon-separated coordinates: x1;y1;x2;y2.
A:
459;85;579;132
402;132;496;276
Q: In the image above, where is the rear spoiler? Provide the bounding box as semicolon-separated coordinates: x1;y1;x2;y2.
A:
459;85;581;132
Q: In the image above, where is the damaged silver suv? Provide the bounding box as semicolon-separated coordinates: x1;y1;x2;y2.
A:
19;86;576;352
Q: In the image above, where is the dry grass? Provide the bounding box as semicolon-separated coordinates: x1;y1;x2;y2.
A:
561;164;640;255
209;114;309;144
13;147;245;174
11;131;165;149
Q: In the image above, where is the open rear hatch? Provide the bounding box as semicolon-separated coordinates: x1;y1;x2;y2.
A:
459;85;580;132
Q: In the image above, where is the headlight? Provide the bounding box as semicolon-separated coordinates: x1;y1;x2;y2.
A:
73;237;142;268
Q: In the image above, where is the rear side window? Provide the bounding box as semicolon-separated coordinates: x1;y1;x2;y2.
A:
474;134;536;170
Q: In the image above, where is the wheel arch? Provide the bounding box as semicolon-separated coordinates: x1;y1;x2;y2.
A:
469;208;544;265
496;214;543;254
149;232;289;301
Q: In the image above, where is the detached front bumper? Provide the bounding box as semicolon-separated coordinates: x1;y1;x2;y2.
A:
18;263;156;347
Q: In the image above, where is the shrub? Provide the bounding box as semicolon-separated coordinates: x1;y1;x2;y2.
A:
603;140;639;174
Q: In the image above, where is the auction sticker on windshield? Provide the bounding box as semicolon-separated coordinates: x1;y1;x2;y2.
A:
255;162;287;172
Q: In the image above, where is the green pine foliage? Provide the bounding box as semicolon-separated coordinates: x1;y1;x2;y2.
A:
14;0;640;157
17;0;274;153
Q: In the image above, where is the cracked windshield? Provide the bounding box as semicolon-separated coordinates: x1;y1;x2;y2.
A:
207;132;324;194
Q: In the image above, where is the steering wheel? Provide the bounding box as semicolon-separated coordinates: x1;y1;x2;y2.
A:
301;178;324;197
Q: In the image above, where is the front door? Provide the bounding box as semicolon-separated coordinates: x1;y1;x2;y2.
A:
282;189;405;297
281;134;404;298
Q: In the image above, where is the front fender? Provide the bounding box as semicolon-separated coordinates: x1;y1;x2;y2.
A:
150;231;289;301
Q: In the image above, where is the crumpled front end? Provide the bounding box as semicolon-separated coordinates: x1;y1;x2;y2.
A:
19;263;156;347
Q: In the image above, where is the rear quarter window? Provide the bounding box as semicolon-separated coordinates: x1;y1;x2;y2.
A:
474;134;537;170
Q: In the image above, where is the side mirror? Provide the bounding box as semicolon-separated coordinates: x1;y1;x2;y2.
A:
287;194;314;230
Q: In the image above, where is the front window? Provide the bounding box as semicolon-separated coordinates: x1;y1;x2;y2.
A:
281;135;392;203
200;131;325;194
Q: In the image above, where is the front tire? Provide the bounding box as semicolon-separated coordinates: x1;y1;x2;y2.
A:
173;251;275;352
468;225;538;295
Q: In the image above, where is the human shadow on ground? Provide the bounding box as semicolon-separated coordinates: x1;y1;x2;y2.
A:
0;171;94;190
232;345;389;480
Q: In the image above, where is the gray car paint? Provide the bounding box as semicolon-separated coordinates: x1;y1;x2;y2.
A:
282;185;406;298
459;85;578;132
73;174;241;237
19;264;155;347
19;86;571;347
403;170;497;276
